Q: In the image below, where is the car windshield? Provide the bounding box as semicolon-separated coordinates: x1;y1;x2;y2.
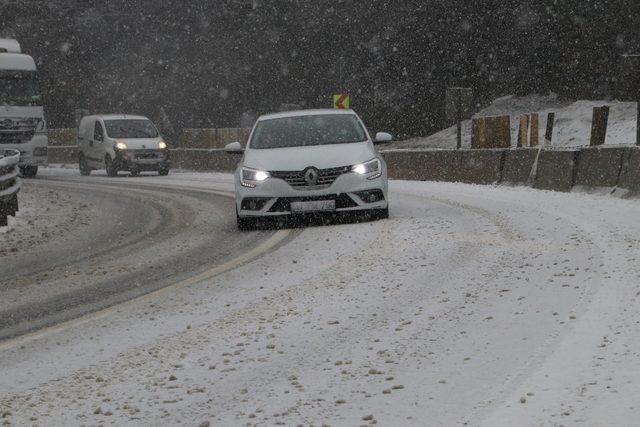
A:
250;114;367;149
104;119;159;138
0;70;41;106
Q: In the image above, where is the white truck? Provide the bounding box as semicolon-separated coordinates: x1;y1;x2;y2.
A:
0;39;47;177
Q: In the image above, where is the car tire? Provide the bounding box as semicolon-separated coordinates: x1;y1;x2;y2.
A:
19;165;38;178
236;214;257;231
79;154;91;176
374;207;389;220
129;169;140;177
158;168;169;176
105;156;118;177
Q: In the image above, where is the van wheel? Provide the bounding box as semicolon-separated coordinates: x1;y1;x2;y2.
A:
19;166;38;178
79;154;91;176
129;169;140;177
105;156;118;177
158;168;169;176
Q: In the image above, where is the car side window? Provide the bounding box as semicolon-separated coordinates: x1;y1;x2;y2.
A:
94;121;103;142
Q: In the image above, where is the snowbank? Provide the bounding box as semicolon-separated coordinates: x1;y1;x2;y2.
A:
392;94;637;149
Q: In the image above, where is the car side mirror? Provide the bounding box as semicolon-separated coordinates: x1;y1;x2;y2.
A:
374;132;393;144
225;141;244;154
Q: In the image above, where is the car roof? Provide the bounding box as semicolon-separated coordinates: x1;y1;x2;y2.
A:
257;109;356;121
0;53;36;71
82;114;150;122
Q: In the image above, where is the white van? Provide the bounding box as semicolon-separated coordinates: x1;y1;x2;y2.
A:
77;115;170;176
0;38;48;178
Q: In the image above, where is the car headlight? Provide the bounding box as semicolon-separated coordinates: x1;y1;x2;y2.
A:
158;141;167;150
115;141;127;150
352;158;382;179
241;167;270;188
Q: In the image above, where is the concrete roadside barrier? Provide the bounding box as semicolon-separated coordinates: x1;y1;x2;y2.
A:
618;146;640;193
170;149;239;172
458;149;505;184
534;149;579;192
382;150;462;182
574;146;628;188
502;148;538;184
47;146;78;164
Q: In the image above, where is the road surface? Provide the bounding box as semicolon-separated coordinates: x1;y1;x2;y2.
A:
1;168;639;426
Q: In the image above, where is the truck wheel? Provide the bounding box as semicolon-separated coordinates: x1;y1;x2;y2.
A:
105;156;118;177
79;154;91;176
19;165;38;178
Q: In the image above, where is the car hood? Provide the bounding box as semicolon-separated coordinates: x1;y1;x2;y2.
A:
114;138;163;150
243;142;376;171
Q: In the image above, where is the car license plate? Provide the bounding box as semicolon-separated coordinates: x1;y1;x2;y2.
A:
290;200;336;213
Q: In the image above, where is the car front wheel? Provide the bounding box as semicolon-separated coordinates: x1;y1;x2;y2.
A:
236;213;257;231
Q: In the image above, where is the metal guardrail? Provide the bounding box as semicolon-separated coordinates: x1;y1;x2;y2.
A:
0;149;21;227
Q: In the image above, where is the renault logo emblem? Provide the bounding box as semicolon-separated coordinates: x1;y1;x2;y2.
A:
304;167;319;186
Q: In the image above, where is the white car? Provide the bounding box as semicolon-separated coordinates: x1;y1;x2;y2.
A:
226;109;391;230
77;114;170;176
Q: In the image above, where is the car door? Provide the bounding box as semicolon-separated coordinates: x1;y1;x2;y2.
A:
89;120;105;167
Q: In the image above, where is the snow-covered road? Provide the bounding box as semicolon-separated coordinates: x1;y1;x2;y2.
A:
1;170;640;426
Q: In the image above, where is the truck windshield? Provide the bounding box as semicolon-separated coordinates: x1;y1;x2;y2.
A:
0;70;41;106
250;114;367;149
104;119;159;139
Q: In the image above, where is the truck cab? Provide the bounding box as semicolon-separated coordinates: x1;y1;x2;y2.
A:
0;39;48;177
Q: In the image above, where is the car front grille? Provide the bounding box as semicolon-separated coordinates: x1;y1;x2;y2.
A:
129;149;162;160
270;165;351;189
268;194;358;213
0;130;35;144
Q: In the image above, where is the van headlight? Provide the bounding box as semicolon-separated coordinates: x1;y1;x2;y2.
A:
241;167;270;188
352;158;381;179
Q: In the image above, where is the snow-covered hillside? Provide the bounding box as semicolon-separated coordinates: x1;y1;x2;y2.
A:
392;94;637;149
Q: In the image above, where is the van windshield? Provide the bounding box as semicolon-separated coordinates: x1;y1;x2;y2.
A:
0;70;41;106
104;119;159;139
250;114;367;149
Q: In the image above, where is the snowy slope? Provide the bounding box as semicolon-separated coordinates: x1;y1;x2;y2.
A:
392;94;637;149
1;170;640;426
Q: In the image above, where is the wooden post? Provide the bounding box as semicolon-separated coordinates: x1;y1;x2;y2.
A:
518;114;529;147
530;113;539;147
590;106;610;146
544;112;555;145
471;116;511;149
456;96;462;150
637;102;640;145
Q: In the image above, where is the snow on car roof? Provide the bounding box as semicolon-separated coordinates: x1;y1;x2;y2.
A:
0;53;36;71
258;109;356;121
